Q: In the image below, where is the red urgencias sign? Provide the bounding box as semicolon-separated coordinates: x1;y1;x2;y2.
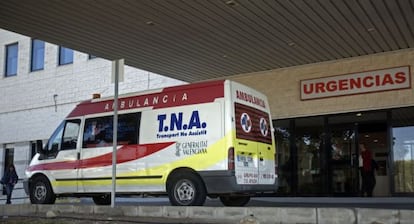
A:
300;66;411;100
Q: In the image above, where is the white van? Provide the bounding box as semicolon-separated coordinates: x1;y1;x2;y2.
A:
24;80;277;206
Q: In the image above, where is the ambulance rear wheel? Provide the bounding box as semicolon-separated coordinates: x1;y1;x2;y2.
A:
167;172;206;206
219;195;250;206
92;194;111;205
30;176;56;204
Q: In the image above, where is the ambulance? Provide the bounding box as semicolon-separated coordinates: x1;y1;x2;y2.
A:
24;80;277;206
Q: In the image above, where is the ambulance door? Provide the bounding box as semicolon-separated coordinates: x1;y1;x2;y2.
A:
80;115;115;193
234;103;275;185
234;103;260;184
255;112;275;185
79;113;139;193
46;119;81;193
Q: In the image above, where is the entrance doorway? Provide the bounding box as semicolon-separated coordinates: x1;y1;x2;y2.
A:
328;111;389;196
274;110;392;197
329;124;359;196
358;123;389;196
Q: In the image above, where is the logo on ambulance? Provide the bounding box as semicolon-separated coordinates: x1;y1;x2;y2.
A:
240;113;252;133
156;110;208;140
260;117;268;137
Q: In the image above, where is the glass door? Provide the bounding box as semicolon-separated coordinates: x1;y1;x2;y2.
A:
392;107;414;194
329;125;360;195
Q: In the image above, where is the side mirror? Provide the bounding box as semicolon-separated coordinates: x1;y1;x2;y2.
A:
36;140;44;154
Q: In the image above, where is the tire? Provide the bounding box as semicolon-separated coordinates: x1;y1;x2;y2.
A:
167;172;206;206
29;176;56;204
92;194;111;205
219;195;250;206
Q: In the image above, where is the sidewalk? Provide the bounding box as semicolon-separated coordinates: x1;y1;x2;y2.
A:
0;199;413;224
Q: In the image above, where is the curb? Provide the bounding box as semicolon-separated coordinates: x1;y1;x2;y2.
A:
1;204;413;224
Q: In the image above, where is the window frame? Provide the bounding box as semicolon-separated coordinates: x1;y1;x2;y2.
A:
82;113;139;148
4;42;18;77
30;39;45;72
58;46;74;65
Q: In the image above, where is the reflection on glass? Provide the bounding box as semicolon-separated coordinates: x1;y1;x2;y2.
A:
5;43;18;76
392;126;414;193
31;39;45;71
296;117;323;195
59;46;73;65
330;127;357;194
331;130;354;161
274;120;291;193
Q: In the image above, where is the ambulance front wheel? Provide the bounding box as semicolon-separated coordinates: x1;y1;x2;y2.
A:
29;176;56;204
167;172;206;206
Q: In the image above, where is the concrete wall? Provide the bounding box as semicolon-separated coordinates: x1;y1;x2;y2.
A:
229;49;414;119
1;204;414;224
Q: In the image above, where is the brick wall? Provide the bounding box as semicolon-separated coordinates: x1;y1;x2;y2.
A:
229;49;414;119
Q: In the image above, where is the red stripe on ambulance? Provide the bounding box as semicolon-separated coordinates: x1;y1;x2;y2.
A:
68;80;225;117
27;142;174;171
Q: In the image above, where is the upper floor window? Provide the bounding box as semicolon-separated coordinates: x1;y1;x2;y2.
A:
5;43;18;77
31;39;45;71
58;46;73;65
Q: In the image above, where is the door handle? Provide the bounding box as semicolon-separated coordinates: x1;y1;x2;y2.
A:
238;142;248;146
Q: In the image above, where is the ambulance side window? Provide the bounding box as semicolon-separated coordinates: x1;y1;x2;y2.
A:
47;119;80;153
118;113;139;145
83;116;112;148
47;122;64;153
61;120;81;150
82;113;139;148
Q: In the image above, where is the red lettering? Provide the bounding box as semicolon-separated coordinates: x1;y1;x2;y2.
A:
315;82;325;93
303;83;314;94
338;79;348;91
326;81;337;92
236;90;266;108
375;74;381;86
349;77;361;89
382;74;394;85
394;72;406;84
301;67;409;100
363;76;374;87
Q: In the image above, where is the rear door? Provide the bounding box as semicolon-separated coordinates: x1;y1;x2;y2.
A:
231;81;275;185
234;102;260;184
234;103;275;184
